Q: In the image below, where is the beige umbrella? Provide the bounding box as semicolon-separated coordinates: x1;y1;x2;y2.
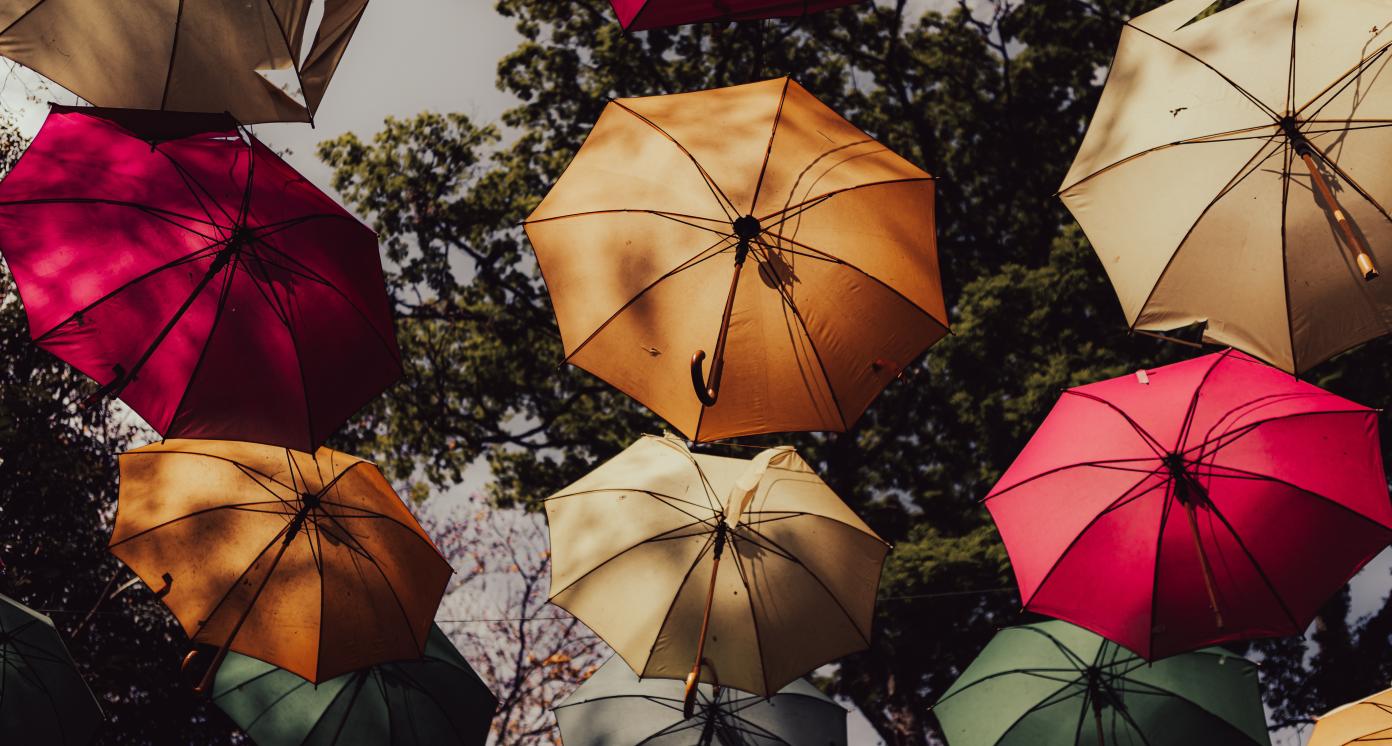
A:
1062;0;1392;374
545;434;889;716
1309;687;1392;745
525;76;946;441
0;0;367;124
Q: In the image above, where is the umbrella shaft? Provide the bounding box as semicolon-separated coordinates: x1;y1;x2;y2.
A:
684;531;727;719
1093;702;1106;746
1298;150;1379;280
709;246;749;390
1183;500;1225;630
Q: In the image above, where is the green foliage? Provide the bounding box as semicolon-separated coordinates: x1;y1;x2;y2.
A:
318;1;1392;743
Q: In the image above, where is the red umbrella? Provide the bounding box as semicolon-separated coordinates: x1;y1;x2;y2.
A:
0;106;400;452
986;350;1392;659
610;0;865;30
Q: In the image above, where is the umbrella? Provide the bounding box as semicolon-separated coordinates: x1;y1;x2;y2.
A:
109;439;451;693
524;76;946;442
554;655;847;746
610;0;865;30
934;620;1270;746
545;434;888;715
1308;687;1392;745
0;105;401;453
0;593;103;745
985;349;1392;659
1061;0;1392;375
0;0;367;124
211;625;496;746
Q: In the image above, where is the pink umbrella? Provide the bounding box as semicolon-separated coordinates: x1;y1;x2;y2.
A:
0;106;400;452
611;0;865;30
986;350;1392;659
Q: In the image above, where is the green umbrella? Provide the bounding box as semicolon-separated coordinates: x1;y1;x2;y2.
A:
555;655;847;745
934;621;1269;746
0;593;102;745
211;625;496;745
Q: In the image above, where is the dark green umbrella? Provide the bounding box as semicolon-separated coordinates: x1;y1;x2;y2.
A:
934;621;1269;746
211;625;496;745
0;593;102;745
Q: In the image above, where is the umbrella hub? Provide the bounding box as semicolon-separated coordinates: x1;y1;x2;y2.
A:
1163;453;1208;507
1279;115;1311;155
733;215;762;243
300;491;322;511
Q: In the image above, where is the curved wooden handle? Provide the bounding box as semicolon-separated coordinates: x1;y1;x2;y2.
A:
691;350;719;407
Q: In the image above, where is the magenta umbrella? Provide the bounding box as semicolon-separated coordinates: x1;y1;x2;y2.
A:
610;0;865;30
986;350;1392;660
0;106;400;452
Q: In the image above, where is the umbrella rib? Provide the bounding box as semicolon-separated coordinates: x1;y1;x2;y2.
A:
244;251;317;445
1187;389;1336;451
1175;349;1233;451
1123;22;1280;121
1297;41;1392;120
1127;136;1283;335
736;524;873;645
1200;499;1302;631
1057;124;1278;194
608;100;738;222
758;258;851;431
1303;137;1392;226
548;518;717;600
31;242;224;342
121;449;301;495
191;522;293;642
984;456;1164;502
163;250;241;434
740;509;889;548
0;0;49;35
639;531;719;677
1189;409;1372;466
937;668;1083;703
1144;478;1181;661
1020;473;1172;611
753;231;951;329
557;235;735;365
1060;390;1167;456
545;486;715;516
748;77;793;215
153;146;238;230
317;510;429;664
727;542;770;696
1286;0;1300;115
234;673;312;730
1203;462;1392;535
158;0;186;110
1281;139;1298;375
757;176;935;229
523;208;733;238
108;500;291;548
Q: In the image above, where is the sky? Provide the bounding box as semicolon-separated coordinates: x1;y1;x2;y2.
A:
0;2;1387;744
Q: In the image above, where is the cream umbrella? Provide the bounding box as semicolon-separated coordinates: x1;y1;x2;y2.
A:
545;434;888;716
1062;0;1392;374
524;76;946;441
1308;687;1392;745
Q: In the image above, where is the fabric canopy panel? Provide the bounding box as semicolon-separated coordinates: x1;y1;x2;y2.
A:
555;655;848;745
0;593;103;745
1062;0;1392;374
526;77;946;441
986;350;1392;659
610;0;865;30
1308;687;1392;745
110;440;451;684
0;106;401;453
0;0;368;124
934;621;1270;746
546;435;888;698
213;625;496;746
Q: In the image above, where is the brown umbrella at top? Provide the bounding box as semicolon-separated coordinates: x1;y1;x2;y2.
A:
0;0;367;124
109;439;451;693
525;76;946;442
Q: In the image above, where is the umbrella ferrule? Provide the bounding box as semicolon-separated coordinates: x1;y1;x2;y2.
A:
713;520;729;559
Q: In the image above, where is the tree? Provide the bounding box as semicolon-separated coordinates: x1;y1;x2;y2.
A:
315;0;1392;743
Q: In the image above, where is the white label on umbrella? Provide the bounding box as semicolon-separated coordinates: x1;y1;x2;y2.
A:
1136;369;1151;385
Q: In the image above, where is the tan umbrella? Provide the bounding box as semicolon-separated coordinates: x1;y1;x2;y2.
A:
545;434;889;716
0;0;367;124
109;440;451;693
1062;0;1392;374
1309;688;1392;745
525;76;946;441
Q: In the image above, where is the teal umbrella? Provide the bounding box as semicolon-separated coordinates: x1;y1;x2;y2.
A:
934;621;1269;746
555;655;847;745
0;593;102;745
212;625;496;745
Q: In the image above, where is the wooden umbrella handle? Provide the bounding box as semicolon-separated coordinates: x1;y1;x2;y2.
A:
683;523;729;719
1183;500;1225;630
1298;150;1379;280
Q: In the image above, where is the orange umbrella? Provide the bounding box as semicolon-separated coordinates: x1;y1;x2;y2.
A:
525;76;946;441
109;440;451;693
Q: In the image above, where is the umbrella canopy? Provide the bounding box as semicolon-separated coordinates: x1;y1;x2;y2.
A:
546;435;888;706
0;593;102;745
0;0;366;124
1062;0;1392;374
1308;687;1392;745
986;350;1392;659
109;440;451;690
524;76;945;442
555;655;847;746
0;105;400;453
610;0;864;30
212;625;496;746
934;620;1270;746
